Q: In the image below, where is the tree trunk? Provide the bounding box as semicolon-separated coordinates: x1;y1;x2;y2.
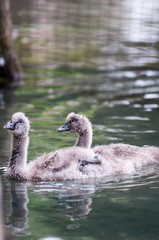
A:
0;0;22;88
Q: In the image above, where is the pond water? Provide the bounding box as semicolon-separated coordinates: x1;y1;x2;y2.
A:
1;1;159;240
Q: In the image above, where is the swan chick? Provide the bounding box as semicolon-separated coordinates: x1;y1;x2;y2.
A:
4;112;30;180
57;112;101;170
57;113;159;175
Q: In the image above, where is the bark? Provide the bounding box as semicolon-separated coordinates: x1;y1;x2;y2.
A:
0;0;22;87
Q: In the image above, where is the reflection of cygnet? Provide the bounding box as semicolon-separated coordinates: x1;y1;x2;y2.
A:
66;198;92;220
51;181;94;220
58;112;159;176
10;182;29;231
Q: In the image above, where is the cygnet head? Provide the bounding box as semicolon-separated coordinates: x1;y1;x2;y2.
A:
4;112;30;137
57;112;92;135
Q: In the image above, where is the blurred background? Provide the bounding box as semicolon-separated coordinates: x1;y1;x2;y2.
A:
1;1;159;240
10;0;159;70
1;0;159;84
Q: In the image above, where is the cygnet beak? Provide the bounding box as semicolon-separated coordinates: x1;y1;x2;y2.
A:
56;122;70;132
3;121;17;130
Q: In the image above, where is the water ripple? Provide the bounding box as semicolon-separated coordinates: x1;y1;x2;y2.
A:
31;165;159;197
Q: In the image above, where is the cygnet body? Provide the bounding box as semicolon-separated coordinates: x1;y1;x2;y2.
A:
57;112;159;175
4;112;96;181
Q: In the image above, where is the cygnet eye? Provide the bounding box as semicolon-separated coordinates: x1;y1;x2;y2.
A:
19;119;23;123
71;118;78;123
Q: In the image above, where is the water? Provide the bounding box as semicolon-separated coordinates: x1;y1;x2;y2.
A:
2;173;159;240
1;0;159;239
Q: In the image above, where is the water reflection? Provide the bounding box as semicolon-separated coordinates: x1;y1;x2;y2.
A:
6;180;94;236
3;165;159;239
33;181;95;220
6;182;29;237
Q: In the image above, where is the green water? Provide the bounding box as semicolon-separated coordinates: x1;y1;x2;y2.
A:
1;69;159;240
1;0;159;239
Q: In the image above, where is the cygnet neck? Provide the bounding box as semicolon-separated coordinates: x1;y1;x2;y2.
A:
7;134;29;179
75;129;92;148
